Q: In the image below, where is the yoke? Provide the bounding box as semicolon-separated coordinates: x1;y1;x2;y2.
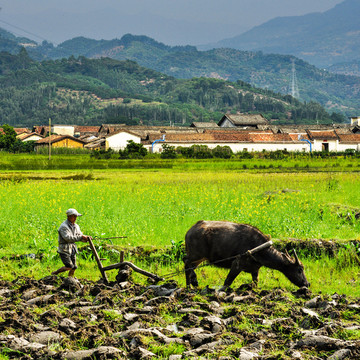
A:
234;240;273;264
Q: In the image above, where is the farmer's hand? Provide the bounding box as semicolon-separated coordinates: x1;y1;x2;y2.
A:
82;235;90;242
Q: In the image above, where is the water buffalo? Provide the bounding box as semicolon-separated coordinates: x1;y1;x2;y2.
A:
184;220;310;289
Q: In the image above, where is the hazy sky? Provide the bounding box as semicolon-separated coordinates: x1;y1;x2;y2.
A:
0;0;344;46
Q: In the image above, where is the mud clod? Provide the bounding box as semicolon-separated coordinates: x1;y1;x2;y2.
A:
0;276;359;359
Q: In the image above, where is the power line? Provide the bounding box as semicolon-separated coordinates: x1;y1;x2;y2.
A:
0;18;58;46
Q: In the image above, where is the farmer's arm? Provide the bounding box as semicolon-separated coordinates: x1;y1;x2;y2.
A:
58;223;86;243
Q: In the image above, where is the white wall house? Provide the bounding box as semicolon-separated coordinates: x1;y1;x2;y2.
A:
105;130;142;151
17;133;44;142
52;125;75;136
145;131;311;153
307;130;339;152
350;117;360;126
337;134;360;152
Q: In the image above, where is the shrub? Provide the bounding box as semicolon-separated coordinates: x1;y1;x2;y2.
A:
91;148;114;159
176;146;194;158
161;144;177;159
0;124;17;151
119;140;147;159
191;145;213;159
212;145;233;159
237;150;254;159
11;140;36;153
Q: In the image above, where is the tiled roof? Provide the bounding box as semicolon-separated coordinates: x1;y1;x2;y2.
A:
147;130;301;144
338;134;360;143
288;133;310;141
160;131;251;143
106;129;143;139
14;128;31;135
190;122;218;128
250;133;293;142
74;126;100;134
84;139;105;148
36;135;85;144
221;114;269;126
17;132;43;140
78;135;100;142
307;130;338;140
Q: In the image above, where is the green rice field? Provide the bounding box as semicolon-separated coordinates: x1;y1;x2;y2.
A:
0;156;359;296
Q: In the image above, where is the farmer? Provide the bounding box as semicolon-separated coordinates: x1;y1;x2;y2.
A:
52;208;92;277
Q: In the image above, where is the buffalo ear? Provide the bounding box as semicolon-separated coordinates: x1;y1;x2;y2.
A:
293;249;301;265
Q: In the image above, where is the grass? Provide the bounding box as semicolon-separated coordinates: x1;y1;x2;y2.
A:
1;152;360;172
0;158;360;297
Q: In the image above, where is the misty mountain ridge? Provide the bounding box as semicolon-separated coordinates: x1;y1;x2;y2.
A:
204;0;360;68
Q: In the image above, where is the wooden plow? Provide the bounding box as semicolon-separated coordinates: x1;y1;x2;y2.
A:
88;239;164;285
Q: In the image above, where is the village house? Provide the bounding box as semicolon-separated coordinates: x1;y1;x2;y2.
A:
74;126;100;137
218;114;269;129
98;124;127;136
105;130;142;152
190;121;218;128
350;116;360;126
17;132;44;142
84;138;106;151
14;128;31;136
35;135;85;151
32;126;49;136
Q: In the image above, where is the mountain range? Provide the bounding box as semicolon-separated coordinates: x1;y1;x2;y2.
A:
203;0;360;68
1;30;360;118
0;0;359;120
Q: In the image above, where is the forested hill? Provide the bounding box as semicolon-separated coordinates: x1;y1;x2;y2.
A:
0;50;342;127
9;33;358;117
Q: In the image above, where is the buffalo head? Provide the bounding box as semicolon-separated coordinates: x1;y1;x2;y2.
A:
283;250;310;288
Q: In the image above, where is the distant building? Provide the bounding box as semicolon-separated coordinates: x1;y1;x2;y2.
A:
74;126;100;137
105;130;142;152
190;121;218;128
218;114;269;128
306;130;339;152
98;124;127;136
35;135;85;150
350;116;360;126
17;132;44;142
51;125;75;136
13;128;31;136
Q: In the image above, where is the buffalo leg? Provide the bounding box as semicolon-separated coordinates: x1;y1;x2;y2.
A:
183;256;202;287
251;270;259;285
223;260;241;289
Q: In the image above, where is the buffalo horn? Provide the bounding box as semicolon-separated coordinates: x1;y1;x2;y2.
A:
284;249;292;261
293;249;300;265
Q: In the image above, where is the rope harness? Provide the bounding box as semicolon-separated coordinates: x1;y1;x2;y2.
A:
161;240;273;280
